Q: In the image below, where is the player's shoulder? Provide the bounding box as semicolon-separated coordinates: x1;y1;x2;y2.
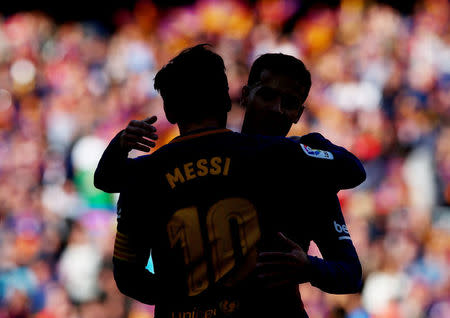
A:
123;153;153;174
238;134;310;167
288;134;335;160
288;132;329;147
241;133;297;149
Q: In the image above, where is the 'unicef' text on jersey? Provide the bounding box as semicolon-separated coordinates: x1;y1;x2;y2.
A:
300;144;334;160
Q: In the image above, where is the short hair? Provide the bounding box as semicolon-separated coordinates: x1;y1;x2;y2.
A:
247;53;311;104
154;44;231;123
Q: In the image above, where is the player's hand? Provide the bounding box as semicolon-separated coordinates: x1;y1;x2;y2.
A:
255;232;310;288
120;116;158;152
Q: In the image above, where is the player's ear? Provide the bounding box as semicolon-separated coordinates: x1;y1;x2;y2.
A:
224;93;232;112
241;85;250;108
163;103;177;124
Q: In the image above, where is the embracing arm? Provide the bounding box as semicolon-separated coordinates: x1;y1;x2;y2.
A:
94;131;130;193
290;133;366;190
256;211;362;294
255;142;362;292
94;116;158;193
308;194;362;294
112;196;163;305
113;235;161;304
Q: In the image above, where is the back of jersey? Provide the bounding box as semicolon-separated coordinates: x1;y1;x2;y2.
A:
122;129;312;318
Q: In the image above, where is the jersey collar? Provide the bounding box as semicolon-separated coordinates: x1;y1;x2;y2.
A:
169;128;232;144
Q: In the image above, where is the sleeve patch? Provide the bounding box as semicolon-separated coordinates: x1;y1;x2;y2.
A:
300;144;334;160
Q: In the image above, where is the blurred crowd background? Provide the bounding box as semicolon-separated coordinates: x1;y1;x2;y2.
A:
0;0;449;317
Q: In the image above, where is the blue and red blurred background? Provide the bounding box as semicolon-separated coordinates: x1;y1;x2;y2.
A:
0;0;449;317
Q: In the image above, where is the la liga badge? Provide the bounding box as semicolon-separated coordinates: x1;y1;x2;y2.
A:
300;144;334;160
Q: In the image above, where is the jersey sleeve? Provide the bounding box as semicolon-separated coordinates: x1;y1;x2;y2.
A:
112;190;163;304
306;194;362;294
289;133;366;191
94;130;132;193
96;133;165;302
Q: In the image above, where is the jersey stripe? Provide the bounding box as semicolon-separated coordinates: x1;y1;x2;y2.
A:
113;231;137;262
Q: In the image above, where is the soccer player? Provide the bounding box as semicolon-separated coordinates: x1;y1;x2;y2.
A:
106;45;362;318
241;53;365;190
238;53;364;291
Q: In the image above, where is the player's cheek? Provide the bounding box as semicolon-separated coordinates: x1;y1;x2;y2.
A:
251;97;269;112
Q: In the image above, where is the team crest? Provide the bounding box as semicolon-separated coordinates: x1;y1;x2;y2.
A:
219;299;240;315
300;144;334;160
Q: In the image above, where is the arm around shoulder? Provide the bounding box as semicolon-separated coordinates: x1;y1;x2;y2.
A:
307;194;363;294
112;219;161;305
307;249;362;294
94;130;130;193
295;133;366;190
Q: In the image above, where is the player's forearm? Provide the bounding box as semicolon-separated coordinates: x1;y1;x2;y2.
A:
307;255;362;294
94;130;130;193
330;147;366;189
308;195;363;293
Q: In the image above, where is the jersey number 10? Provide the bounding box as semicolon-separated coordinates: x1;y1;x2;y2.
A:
167;198;261;296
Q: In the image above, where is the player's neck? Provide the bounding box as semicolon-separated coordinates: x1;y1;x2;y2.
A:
178;118;226;136
241;114;264;135
241;113;290;136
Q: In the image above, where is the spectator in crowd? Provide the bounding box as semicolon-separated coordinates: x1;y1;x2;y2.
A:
0;0;449;317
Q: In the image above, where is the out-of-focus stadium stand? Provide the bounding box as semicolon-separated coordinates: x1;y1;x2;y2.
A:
0;0;449;317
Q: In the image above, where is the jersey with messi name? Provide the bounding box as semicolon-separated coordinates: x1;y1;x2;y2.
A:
94;132;366;194
115;128;361;318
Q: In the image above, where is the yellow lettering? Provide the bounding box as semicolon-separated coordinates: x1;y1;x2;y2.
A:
196;159;208;177
210;157;222;175
166;168;185;189
223;157;231;176
184;162;196;181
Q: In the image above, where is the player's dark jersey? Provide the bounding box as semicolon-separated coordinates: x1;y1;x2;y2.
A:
94;131;366;194
112;128;362;318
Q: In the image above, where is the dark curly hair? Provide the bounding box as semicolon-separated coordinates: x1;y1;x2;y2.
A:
247;53;311;104
154;44;231;124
